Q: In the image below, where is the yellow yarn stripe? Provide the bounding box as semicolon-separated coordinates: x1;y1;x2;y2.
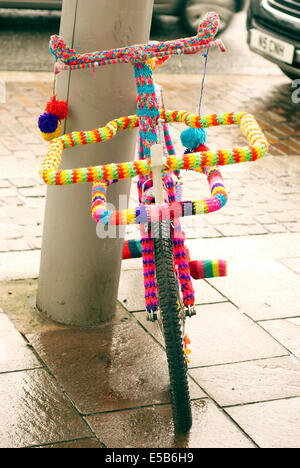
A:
39;111;268;185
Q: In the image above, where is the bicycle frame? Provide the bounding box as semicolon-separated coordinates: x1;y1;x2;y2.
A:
40;11;268;335
38;12;270;432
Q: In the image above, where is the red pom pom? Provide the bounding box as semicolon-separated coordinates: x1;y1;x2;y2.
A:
45;96;68;121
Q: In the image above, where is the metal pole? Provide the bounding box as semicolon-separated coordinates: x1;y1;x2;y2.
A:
37;0;154;325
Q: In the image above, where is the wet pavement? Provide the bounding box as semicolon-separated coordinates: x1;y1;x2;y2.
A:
0;51;300;448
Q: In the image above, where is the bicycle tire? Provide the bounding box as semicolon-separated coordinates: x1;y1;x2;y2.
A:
152;220;192;433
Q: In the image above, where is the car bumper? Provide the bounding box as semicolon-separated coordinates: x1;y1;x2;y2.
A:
247;0;300;77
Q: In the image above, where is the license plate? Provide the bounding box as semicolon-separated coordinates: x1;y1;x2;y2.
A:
250;29;295;65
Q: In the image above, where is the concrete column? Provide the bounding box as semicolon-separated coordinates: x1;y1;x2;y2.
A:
37;0;154;325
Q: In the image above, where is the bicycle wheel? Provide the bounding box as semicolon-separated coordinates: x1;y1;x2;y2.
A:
152;220;192;433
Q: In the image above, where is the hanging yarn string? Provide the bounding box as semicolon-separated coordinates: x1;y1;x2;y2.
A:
198;50;209;115
180;51;209;153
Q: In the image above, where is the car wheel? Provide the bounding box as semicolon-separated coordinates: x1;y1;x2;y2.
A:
279;67;300;81
180;0;236;36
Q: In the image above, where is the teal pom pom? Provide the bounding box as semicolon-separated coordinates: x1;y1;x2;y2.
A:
180;127;207;151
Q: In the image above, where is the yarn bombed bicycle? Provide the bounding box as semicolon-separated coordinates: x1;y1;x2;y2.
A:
38;12;269;433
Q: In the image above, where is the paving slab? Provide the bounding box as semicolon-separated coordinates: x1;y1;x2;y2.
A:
113;233;300;272
0;158;41;179
187;233;300;263
189;356;300;407
135;302;287;368
27;315;205;416
226;397;300;448
86;399;255;448
0;278;52;335
37;438;102;448
186;302;288;366
259;318;300;360
0;311;40;373
280;257;300;275
0;250;40;280
207;259;300;321
0;368;92;448
118;268;226;312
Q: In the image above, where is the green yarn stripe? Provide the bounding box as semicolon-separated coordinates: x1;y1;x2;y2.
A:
203;261;214;278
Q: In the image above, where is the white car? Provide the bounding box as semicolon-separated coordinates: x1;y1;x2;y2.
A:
0;0;247;35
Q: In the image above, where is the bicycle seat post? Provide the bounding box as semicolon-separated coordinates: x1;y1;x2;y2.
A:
151;144;165;205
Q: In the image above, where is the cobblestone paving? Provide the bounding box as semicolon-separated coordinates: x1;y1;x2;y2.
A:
0;78;49;253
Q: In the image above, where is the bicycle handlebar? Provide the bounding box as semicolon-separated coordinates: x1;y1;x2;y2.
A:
40;13;269;226
39;112;268;186
39;111;269;225
50;12;225;72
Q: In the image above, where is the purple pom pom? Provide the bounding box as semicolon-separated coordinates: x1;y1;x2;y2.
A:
38;112;59;133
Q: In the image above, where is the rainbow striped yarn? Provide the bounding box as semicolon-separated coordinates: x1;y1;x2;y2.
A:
50;13;222;70
123;240;143;259
39;11;269;316
122;243;228;280
90;166;227;226
189;260;227;280
40;112;268;187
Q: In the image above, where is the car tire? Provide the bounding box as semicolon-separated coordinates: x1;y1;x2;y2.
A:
279;67;300;81
180;0;236;36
